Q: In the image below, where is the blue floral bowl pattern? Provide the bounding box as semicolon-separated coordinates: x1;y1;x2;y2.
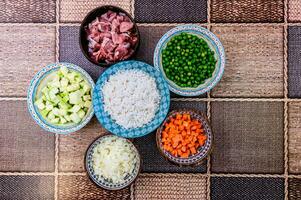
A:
27;62;95;134
154;24;226;96
93;60;170;138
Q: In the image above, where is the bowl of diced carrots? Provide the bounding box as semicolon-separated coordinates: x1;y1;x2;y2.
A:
156;110;213;166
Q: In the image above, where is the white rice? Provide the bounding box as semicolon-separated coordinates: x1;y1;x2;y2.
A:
102;69;161;129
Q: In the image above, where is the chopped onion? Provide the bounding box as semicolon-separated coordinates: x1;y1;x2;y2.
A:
92;136;138;184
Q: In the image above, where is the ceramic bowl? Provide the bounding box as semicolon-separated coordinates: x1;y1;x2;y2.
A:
154;24;225;96
85;134;141;190
79;5;140;67
93;60;170;138
27;62;95;134
156;110;213;165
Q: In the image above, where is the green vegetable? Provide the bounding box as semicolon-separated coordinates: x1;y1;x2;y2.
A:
162;32;217;88
34;66;92;125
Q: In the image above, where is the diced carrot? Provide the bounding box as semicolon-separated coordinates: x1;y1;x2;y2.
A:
191;125;197;131
181;146;187;152
183;121;189;127
176;114;182;120
191;147;197;154
181;130;187;136
181;152;189;158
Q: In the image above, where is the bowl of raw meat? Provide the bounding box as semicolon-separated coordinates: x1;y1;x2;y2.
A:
80;6;140;67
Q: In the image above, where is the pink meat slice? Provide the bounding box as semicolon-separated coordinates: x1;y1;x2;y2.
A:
98;22;111;32
111;19;120;33
86;10;137;63
120;22;134;32
108;12;117;22
112;33;129;44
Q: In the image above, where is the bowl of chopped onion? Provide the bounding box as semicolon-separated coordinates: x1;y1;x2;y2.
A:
27;62;95;134
85;135;141;190
156;110;213;166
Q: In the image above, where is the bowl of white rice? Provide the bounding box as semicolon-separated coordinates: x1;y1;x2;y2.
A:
93;60;170;138
85;135;140;190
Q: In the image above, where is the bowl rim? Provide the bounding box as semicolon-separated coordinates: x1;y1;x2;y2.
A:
92;60;170;138
153;24;226;96
84;134;141;190
79;5;140;67
156;109;213;166
27;62;95;134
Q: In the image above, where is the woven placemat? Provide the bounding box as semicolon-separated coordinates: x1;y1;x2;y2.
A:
211;0;284;23
0;0;300;199
133;174;207;200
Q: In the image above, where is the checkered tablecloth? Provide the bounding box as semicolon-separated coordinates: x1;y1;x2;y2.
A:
0;0;301;200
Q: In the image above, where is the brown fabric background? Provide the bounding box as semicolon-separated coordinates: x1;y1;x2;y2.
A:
0;100;55;172
134;174;207;200
59;118;106;172
134;26;173;65
288;102;301;174
211;101;284;174
211;26;284;98
288;0;301;22
0;0;56;23
211;0;284;23
0;26;55;97
58;175;130;200
0;176;54;200
60;0;132;22
289;178;301;200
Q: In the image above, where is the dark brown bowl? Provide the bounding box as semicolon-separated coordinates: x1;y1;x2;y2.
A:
156;110;213;166
84;134;141;190
79;5;140;67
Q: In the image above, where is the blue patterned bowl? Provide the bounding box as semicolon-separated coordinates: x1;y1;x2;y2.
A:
154;24;225;96
27;62;95;134
93;60;170;138
85;135;141;190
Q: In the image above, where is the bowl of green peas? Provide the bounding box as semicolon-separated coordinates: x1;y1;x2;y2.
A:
154;25;225;96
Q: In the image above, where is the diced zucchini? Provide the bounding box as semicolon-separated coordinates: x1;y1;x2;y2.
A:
83;95;91;101
48;111;55;120
52;108;60;116
59;108;68;116
64;115;71;122
69;90;83;105
77;109;86;119
37;65;92;126
60;66;69;76
59;102;71;110
45;103;54;111
60;77;69;87
70;113;81;123
66;83;80;92
59;116;67;124
35;98;45;110
69;105;81;113
84;100;91;108
50;117;59;124
40;109;50;118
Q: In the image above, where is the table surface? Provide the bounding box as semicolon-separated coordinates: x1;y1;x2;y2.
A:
0;0;301;200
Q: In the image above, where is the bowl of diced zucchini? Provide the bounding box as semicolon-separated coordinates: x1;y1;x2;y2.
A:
27;62;95;134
